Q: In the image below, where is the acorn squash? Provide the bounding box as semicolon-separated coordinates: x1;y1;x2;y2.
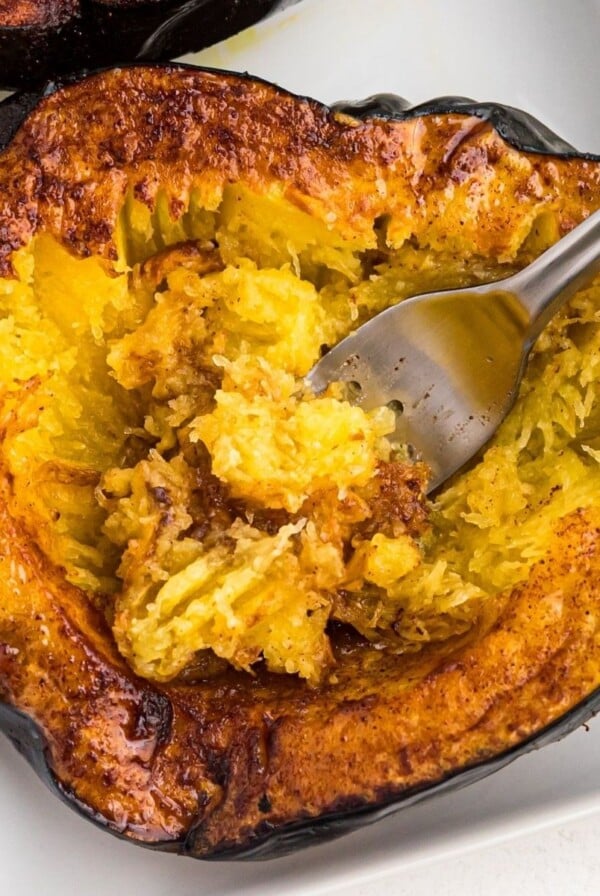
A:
0;0;299;89
0;66;600;859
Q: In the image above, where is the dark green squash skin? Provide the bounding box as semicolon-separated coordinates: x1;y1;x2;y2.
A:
0;0;300;90
0;69;598;860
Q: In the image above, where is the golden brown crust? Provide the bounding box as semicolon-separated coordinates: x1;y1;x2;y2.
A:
0;0;159;28
0;474;221;841
2;67;600;277
0;0;76;27
1;67;600;854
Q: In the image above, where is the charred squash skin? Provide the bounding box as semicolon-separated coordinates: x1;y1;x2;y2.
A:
0;0;297;90
0;67;600;857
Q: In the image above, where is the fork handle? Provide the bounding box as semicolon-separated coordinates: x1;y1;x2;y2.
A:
508;207;600;343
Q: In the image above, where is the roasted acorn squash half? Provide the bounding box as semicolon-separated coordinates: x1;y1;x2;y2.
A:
0;0;299;90
0;66;600;860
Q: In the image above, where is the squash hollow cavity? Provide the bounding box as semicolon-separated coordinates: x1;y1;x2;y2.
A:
3;185;600;685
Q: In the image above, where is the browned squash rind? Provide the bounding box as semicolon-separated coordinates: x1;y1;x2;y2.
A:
0;1;299;90
1;66;600;858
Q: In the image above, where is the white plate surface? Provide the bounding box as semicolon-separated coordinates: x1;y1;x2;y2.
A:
2;0;600;891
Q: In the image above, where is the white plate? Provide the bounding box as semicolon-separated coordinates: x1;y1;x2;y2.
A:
2;0;600;892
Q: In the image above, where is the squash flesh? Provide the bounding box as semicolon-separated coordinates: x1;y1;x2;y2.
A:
2;183;600;687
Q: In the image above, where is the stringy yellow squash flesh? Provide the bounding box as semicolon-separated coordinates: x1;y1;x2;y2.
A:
2;186;600;684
